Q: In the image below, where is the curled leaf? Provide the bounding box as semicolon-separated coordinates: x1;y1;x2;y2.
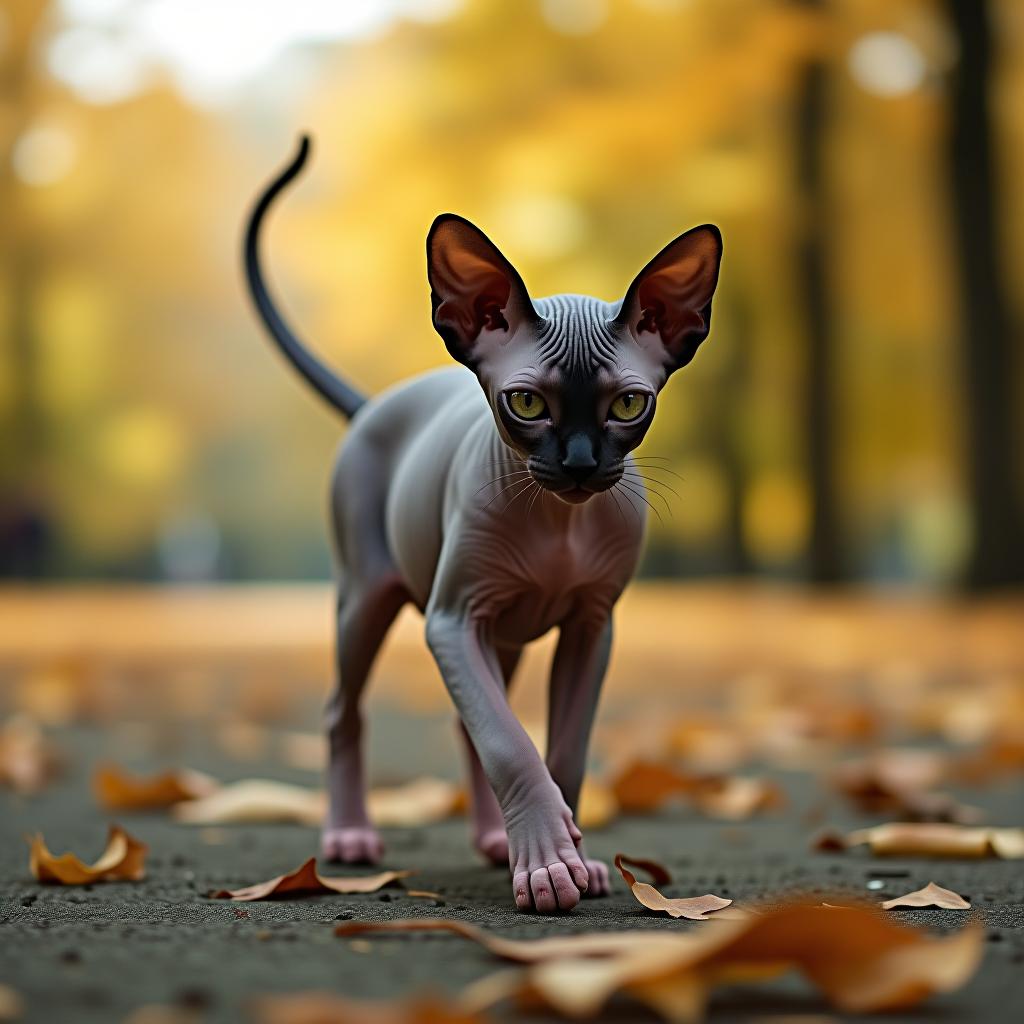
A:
93;763;218;812
212;857;411;901
172;779;325;826
843;823;1024;859
253;991;485;1024
832;752;978;823
882;882;970;911
614;854;736;920
610;759;781;820
367;777;462;827
0;715;61;795
29;824;147;885
337;905;983;1019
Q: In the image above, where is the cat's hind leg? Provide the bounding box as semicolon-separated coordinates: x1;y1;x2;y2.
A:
322;445;408;864
322;575;406;863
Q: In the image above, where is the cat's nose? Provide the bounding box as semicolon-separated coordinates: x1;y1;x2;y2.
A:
562;434;597;484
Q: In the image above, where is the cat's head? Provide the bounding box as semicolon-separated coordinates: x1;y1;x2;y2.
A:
426;214;722;504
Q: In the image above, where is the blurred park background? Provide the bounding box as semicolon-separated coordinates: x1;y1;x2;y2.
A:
3;0;1022;591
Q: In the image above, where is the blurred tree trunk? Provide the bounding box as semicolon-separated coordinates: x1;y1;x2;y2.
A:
944;0;1024;588
0;0;51;577
795;0;841;583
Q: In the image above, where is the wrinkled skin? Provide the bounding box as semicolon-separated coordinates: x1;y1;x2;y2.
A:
247;148;722;912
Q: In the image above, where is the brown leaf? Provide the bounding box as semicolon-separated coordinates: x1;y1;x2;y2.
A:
614;853;736;920
0;983;24;1021
0;715;61;795
337;905;982;1019
882;882;971;911
172;779;325;826
28;824;147;885
576;777;618;829
844;823;1024;858
92;763;218;812
610;759;707;813
253;991;485;1024
610;759;781;820
367;777;462;827
832;751;978;823
211;857;411;901
693;776;785;821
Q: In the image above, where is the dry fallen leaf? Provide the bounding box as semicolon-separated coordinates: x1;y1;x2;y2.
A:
172;779;325;826
253;991;486;1024
614;854;737;920
842;823;1024;859
367;777;462;827
92;763;219;812
337;905;983;1019
882;882;971;911
693;776;785;820
832;751;978;823
29;824;147;885
611;759;782;820
576;777;618;829
610;759;706;813
0;715;61;795
0;983;23;1021
211;856;411;901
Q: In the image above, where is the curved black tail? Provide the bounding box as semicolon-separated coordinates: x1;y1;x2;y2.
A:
244;135;366;419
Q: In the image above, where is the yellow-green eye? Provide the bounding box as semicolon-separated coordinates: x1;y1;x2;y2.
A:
609;392;648;422
507;391;547;421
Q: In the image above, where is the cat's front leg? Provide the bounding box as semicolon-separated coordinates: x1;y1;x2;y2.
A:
545;611;614;896
425;608;589;912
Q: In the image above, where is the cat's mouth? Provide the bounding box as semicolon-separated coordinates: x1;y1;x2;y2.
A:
556;486;593;505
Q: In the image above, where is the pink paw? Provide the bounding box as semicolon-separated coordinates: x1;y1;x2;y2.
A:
321;825;383;864
474;828;510;867
582;857;611;897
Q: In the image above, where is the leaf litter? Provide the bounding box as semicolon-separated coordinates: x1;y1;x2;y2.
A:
336;902;983;1020
28;824;147;885
613;854;741;921
93;762;218;811
210;856;411;901
881;882;971;911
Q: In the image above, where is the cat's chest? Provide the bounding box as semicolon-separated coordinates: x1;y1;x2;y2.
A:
466;517;639;643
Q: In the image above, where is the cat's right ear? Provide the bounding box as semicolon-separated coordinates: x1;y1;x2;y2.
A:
426;214;538;366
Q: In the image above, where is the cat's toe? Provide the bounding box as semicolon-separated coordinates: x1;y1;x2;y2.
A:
474;828;509;867
322;826;383;864
582;857;611;897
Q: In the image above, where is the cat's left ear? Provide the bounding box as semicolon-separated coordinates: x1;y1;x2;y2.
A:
426;214;539;367
612;224;722;372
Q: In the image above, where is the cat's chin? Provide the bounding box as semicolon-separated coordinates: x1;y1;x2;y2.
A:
554;487;594;505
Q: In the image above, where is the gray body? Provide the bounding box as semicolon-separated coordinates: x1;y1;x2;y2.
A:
245;138;722;912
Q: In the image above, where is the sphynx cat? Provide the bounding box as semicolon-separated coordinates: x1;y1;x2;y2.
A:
245;136;722;913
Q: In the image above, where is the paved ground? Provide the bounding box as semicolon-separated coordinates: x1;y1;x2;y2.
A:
2;712;1023;1024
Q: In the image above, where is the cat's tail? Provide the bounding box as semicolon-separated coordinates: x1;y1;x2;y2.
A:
244;134;366;420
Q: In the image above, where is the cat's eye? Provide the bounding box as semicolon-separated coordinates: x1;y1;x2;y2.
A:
609;392;648;422
507;390;547;421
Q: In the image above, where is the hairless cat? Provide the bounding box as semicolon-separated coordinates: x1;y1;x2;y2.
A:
244;136;722;913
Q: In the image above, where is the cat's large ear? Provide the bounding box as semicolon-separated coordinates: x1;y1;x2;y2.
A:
612;225;722;372
427;214;539;366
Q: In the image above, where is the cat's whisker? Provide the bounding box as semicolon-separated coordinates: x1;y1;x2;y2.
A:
612;482;642;523
618;479;664;522
606;486;627;526
622;470;680;501
621;475;672;516
526;481;544;519
474;470;532;496
500;476;538;514
482;475;535;510
628;459;686;482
